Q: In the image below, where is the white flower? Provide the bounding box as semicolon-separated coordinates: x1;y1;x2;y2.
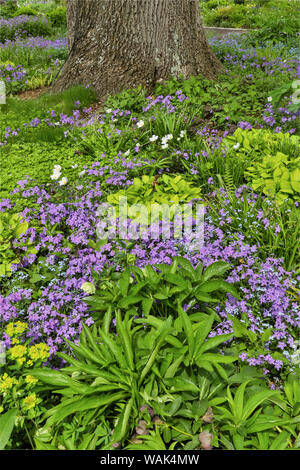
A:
149;135;158;142
54;165;61;171
79;170;86;177
233;143;240;150
81;282;96;295
161;134;173;145
161;143;168;149
50;171;61;181
59;177;68;186
180;130;186;138
106;108;112;113
54;122;60;126
267;96;272;102
123;150;130;156
137;120;144;128
71;164;78;169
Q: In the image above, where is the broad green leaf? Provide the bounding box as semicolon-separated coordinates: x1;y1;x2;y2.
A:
115;311;134;370
24;369;75;388
46;392;126;426
164;377;199;394
34;439;57;450
193;314;215;358
100;330;128;369
242;390;278;421
196;333;233;355
0;409;18;450
232;380;251;423
199;353;237;364
202;261;230;282
112;398;133;443
142;297;153;315
119;269;131;296
269;431;290;450
178;305;194;359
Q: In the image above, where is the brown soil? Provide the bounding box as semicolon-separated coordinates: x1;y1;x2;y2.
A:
16;87;49;100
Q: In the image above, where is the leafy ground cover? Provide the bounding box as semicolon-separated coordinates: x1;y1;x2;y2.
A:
200;0;299;38
0;0;299;452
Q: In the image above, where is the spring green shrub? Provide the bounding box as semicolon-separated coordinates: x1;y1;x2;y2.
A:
222;128;299;164
107;174;202;221
0;16;51;43
12;6;37;17
46;7;66;27
245;152;300;204
0;0;17;19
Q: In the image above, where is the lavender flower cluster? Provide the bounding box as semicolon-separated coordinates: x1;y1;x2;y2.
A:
0;170;298;373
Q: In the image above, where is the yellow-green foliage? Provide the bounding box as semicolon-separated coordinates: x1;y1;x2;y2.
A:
245;152;300;204
0;213;37;276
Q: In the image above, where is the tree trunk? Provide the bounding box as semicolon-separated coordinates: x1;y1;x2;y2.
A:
53;0;222;99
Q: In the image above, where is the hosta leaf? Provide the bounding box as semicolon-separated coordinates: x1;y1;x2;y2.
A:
202;261;230;282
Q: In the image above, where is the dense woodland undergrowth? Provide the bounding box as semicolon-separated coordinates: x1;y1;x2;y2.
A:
0;0;299;451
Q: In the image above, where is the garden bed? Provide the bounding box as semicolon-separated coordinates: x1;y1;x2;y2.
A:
0;0;299;453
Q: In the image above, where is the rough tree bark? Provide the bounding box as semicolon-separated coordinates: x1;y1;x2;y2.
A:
52;0;222;99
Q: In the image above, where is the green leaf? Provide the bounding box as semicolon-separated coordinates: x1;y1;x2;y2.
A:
199;353;237;364
14;220;28;238
34;439;57;450
24;369;74;388
196;333;233;355
269;431;290;450
119;295;144;308
138;317;173;385
193;314;215;358
0;409;18;450
246;415;292;433
168;397;183;416
115;312;134;371
232;434;245;450
202;261;230;282
178;305;194;359
46;392;126;426
242;390;278;421
164;377;199;394
164;273;188;289
174;256;195;277
232;380;251;423
99;330;128;369
119;269;131;296
112;398;133;443
142;297;153;315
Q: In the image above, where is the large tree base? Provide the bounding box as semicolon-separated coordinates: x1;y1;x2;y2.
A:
52;0;222;100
